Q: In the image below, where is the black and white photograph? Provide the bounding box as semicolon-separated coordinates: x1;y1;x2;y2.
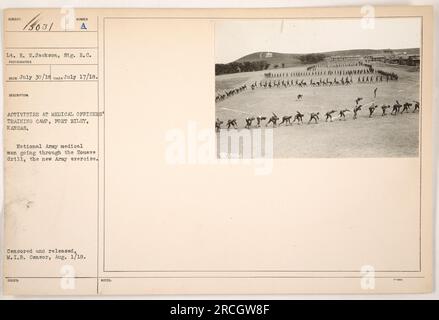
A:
215;18;421;158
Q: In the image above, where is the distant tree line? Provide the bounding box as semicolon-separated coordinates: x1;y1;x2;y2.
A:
215;61;270;75
215;54;326;75
298;53;326;64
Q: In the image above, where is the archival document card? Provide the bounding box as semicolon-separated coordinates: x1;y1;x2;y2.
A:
2;6;433;295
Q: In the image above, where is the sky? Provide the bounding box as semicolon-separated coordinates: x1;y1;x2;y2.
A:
215;18;421;64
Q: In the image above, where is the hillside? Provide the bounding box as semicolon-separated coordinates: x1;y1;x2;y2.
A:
215;48;420;75
236;52;304;68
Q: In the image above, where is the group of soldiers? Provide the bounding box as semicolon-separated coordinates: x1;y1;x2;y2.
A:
216;60;410;130
313;61;364;69
216;75;399;104
357;75;396;83
352;100;419;119
264;66;373;78
215;97;420;131
250;73;396;89
216;71;399;102
256;76;359;89
215;84;247;102
216;63;400;103
264;63;400;83
251;77;356;89
376;69;399;80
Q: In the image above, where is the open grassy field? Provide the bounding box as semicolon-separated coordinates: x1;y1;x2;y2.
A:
215;62;420;158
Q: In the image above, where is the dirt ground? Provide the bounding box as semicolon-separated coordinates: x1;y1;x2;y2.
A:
215;62;420;158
